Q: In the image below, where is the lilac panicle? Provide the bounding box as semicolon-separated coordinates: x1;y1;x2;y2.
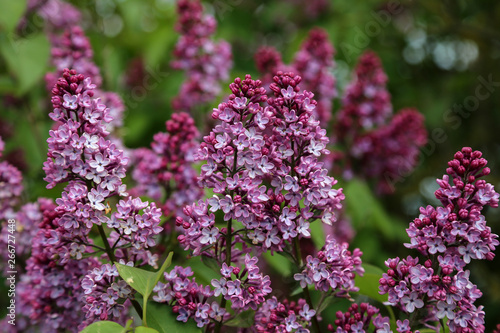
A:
335;51;392;136
21;0;81;31
43;69;163;325
131;112;202;227
13;200;100;333
0;137;23;219
293;28;337;126
327;303;391;333
171;0;232;112
45;26;125;132
177;72;344;258
379;147;499;332
153;265;225;329
294;235;363;296
332;51;427;193
254;297;318;332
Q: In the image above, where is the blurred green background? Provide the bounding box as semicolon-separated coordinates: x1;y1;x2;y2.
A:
0;0;499;330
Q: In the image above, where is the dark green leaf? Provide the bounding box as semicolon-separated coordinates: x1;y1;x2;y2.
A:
79;321;126;333
137;296;201;333
224;310;255;328
201;255;222;274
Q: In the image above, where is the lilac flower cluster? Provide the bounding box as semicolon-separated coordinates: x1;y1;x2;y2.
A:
335;51;392;134
332;51;427;193
177;73;344;257
20;0;81;31
131;112;202;226
327;303;391;333
14;199;100;333
253;297;317;332
294;235;363;295
45;26;125;132
255;28;336;126
350;108;427;193
0;137;23;219
153;265;226;328
0;199;48;267
171;0;232;112
81;263;132;327
293;28;337;126
44;69;162;252
379;147;499;332
211;254;272;311
42;69;163;326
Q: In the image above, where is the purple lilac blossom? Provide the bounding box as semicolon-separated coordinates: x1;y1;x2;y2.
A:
253;297;317;332
332;51;427;194
171;0;232;112
153;265;226;329
9;200;100;332
294;235;363;296
0;136;23;219
43;69;163;324
45;26;125;133
177;72;344;257
293;28;337;126
379;147;499;332
131;112;202;230
327;303;391;333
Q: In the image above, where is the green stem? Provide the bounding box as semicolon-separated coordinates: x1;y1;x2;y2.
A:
97;224;116;263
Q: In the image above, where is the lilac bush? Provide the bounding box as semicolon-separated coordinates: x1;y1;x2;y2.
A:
0;2;498;333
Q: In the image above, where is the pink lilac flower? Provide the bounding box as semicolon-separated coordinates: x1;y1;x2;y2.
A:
254;28;336;127
43;69;163;324
45;26;125;132
9;200;100;333
19;0;81;32
131;112;202;231
293;28;337;126
0;137;23;219
254;297;317;332
327;303;391;333
332;51;427;194
153;265;227;329
379;147;499;332
294;235;363;296
177;73;344;258
171;0;232;112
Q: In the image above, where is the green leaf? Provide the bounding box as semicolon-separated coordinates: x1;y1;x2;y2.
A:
224;310;254;328
0;0;27;33
137;296;202;333
353;264;387;303
79;321;126;333
309;220;326;248
201;254;222;274
135;327;160;333
344;179;396;240
0;32;50;95
262;251;291;276
116;252;173;327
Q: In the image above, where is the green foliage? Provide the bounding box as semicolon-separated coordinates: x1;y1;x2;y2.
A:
353;263;387;303
80;320;128;333
0;0;27;33
0;32;50;95
116;252;173;327
137;296;202;333
223;310;254;328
